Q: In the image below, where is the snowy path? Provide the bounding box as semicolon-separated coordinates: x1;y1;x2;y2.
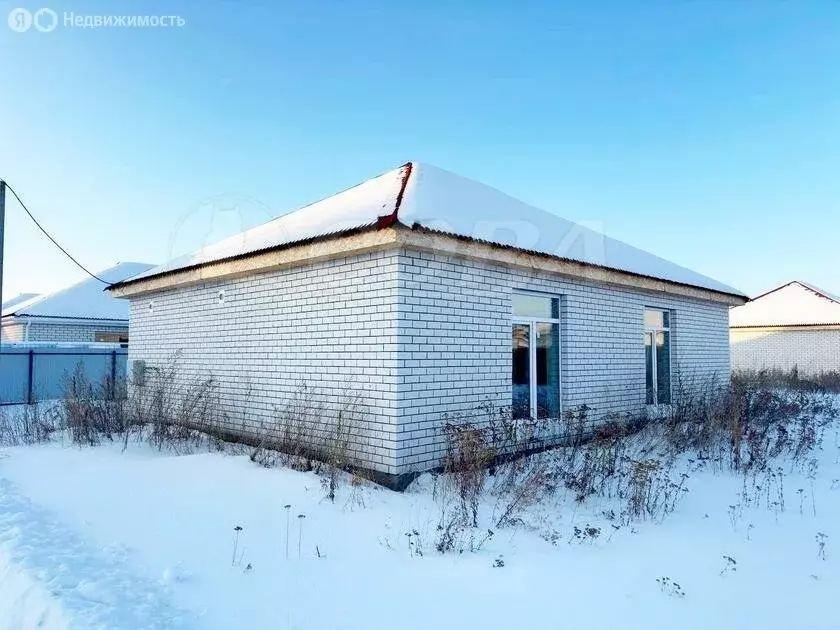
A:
0;478;196;630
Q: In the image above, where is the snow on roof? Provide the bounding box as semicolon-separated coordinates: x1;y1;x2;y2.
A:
1;293;41;312
3;262;155;321
128;162;744;297
730;281;840;327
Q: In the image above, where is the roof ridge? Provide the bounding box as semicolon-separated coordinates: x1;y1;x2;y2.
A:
376;162;413;229
750;280;840;304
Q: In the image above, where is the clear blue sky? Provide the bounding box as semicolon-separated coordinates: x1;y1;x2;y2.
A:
1;0;838;299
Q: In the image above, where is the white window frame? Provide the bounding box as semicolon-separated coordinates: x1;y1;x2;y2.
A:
512;292;562;420
644;308;672;407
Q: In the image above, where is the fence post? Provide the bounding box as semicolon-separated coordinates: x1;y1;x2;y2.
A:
27;350;34;405
111;350;117;399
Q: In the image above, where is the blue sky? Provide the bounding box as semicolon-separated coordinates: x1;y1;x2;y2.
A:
1;0;838;299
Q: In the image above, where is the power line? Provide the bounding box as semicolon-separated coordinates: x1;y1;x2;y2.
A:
0;179;110;286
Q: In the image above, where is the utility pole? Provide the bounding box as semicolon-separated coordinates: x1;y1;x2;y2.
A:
0;179;5;347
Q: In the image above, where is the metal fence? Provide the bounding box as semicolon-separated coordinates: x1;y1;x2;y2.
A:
0;344;128;405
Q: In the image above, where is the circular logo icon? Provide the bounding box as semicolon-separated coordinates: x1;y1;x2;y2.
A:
33;8;57;32
8;8;32;32
166;194;275;265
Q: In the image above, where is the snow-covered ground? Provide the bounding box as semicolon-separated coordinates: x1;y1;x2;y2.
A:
0;407;838;630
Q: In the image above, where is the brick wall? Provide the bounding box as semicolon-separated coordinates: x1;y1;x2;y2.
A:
25;322;127;343
394;249;731;473
128;251;402;474
1;320;127;343
1;322;25;342
126;247;731;478
731;328;840;376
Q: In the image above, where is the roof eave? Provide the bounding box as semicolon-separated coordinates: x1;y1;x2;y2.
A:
2;314;128;326
110;222;746;306
731;323;840;329
401;225;746;305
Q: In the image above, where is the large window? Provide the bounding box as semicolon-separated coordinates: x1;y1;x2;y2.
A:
512;293;560;420
644;309;671;405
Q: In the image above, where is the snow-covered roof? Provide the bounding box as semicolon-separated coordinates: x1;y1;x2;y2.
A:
1;293;41;312
2;263;155;321
126;162;744;297
730;281;840;328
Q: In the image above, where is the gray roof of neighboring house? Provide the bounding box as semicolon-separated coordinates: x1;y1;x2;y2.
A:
730;280;840;328
2;262;155;321
1;293;41;313
119;162;745;298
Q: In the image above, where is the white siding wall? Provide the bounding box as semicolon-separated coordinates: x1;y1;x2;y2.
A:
730;328;840;376
394;250;731;473
127;247;731;478
128;251;402;474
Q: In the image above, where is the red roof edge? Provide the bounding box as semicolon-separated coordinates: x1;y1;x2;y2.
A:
376;162;413;229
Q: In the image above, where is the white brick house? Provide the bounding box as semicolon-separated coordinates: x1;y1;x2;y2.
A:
730;281;840;376
1;263;154;344
110;163;745;486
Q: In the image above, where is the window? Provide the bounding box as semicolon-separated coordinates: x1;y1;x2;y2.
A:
644;309;671;405
512;293;560;419
95;331;128;344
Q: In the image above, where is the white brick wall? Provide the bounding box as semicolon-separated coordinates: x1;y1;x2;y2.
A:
393;250;730;473
731;328;840;376
128;251;402;473
126;247;731;478
1;322;25;342
0;320;127;343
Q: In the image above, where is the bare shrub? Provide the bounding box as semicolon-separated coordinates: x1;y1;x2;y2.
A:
735;367;840;394
623;459;689;523
662;372;735;464
429;403;558;548
270;382;321;465
248;381;364;500
318;390;361;502
658;370;837;474
59;363;131;446
50;355;222;452
130;358;221;451
430;475;496;555
492;457;550;528
551;420;631;503
442;420;495;527
0;404;57;446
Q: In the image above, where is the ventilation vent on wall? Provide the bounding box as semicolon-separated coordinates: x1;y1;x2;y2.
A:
131;360;147;386
217;289;226;304
148;301;155;311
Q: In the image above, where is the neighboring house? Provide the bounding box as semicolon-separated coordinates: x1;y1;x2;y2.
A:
109;162;746;486
730;281;840;376
2;293;41;312
2;262;155;344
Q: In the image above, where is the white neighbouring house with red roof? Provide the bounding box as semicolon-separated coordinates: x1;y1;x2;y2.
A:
730;281;840;376
109;162;746;487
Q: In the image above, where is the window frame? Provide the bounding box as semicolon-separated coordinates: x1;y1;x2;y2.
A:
644;308;672;407
512;291;562;420
94;331;129;345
